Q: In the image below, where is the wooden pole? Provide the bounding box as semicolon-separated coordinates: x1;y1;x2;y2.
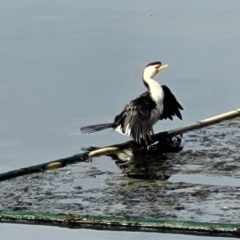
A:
155;108;240;139
86;108;240;156
0;109;240;181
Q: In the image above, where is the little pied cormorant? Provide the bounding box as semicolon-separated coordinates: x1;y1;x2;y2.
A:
80;61;183;145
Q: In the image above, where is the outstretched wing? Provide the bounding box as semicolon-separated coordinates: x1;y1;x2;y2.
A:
160;85;183;120
113;92;156;143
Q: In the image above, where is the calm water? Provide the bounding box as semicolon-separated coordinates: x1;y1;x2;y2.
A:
1;0;240;239
0;224;233;240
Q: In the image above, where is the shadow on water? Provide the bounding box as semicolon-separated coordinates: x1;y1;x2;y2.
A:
1;119;240;223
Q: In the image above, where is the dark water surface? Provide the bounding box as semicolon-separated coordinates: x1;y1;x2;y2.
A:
1;0;240;239
1;119;240;224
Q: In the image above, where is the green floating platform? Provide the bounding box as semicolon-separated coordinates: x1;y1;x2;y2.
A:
0;210;239;237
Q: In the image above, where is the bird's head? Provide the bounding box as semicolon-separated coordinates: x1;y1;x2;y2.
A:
142;61;168;80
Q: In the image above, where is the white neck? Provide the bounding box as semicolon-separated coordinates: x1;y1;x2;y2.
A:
143;76;163;103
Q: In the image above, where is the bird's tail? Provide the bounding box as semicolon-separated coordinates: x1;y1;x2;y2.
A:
80;123;113;134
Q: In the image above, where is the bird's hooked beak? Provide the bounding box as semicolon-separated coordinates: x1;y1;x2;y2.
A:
157;63;168;71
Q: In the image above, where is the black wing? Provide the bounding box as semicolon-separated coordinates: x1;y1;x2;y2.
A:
113;92;156;143
80;123;113;134
160;85;183;120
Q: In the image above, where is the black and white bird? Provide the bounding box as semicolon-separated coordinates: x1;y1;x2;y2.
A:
80;61;183;145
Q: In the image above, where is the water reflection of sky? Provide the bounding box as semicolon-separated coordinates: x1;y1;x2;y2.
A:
1;1;240;171
3;224;232;240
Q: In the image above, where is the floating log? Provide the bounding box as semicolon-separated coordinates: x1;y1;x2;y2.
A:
156;108;240;138
0;108;240;182
90;108;240;154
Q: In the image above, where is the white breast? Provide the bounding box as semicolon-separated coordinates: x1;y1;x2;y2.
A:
147;79;164;124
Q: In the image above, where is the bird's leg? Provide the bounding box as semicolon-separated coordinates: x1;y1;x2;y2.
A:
140;138;151;151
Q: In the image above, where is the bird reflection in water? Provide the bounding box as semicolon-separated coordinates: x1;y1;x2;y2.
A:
84;135;183;180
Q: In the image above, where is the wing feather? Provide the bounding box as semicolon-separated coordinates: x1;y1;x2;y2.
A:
160;85;183;120
113;92;155;143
